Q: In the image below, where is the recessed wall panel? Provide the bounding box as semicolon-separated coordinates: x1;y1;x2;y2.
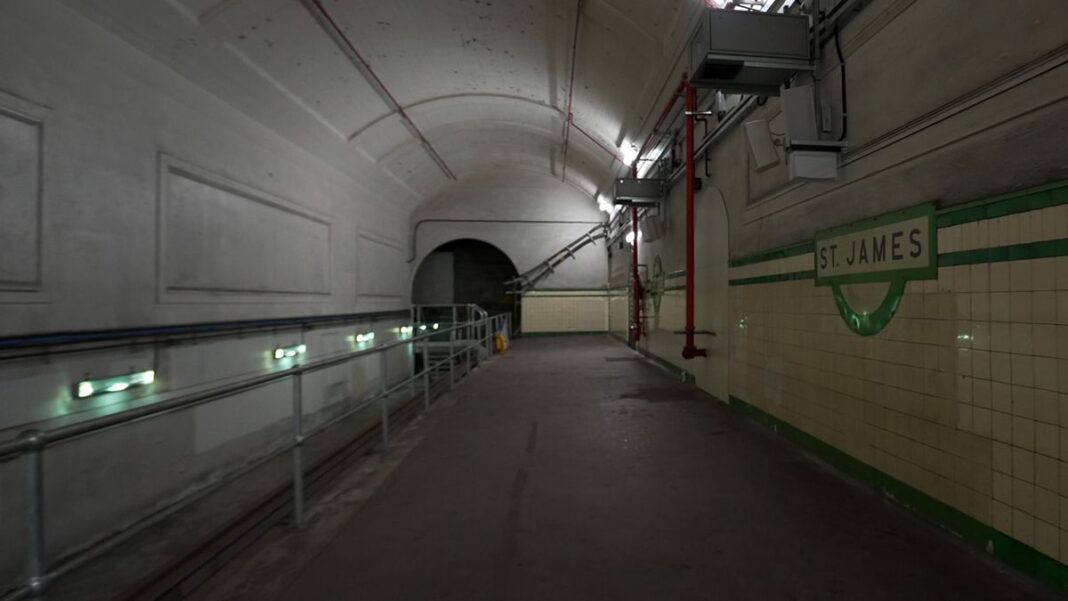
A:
160;157;332;302
356;231;405;300
0;107;42;291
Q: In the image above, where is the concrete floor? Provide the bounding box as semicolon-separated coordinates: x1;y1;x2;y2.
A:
263;335;1055;600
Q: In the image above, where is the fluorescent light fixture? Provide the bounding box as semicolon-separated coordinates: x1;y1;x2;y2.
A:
620;142;640;166
354;332;376;343
273;344;307;361
75;370;155;399
625;231;642;245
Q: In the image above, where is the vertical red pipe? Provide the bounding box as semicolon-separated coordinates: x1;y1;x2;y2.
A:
631;205;642;344
682;83;706;360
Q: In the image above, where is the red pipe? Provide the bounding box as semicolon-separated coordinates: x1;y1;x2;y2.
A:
631;205;642;344
682;83;706;360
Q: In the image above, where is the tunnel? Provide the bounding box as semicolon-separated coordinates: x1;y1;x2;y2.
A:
1;1;1068;599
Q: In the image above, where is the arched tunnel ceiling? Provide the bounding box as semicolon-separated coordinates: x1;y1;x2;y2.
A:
60;0;703;206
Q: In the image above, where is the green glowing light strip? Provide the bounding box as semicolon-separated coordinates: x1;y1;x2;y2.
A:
76;370;155;399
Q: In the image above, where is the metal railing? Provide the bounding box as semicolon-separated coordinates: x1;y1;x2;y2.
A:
0;306;511;600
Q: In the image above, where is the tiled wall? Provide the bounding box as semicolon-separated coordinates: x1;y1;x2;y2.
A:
521;292;609;333
728;183;1068;566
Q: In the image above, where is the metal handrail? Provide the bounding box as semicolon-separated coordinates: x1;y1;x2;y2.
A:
1;307;512;600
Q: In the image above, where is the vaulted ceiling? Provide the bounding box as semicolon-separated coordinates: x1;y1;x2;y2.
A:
62;0;702;208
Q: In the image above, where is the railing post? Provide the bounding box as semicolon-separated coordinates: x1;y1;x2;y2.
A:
422;336;431;411
449;307;457;389
291;372;305;528
22;430;46;599
465;320;472;375
380;350;389;449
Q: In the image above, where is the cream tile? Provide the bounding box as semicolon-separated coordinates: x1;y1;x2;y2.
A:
1034;292;1057;324
991;351;1012;383
1013;386;1036;419
992;382;1013;413
1037;519;1060;558
1013;416;1036;451
993;440;1013;473
957;404;974;432
990;292;1012;322
955;294;971;320
991;324;1012;353
972;292;990;321
994;500;1013;533
972;264;990;292
1037;488;1060;525
993;411;1012;443
1011;292;1033;323
973;322;991;351
962;222;979;250
1014;449;1036;483
1035;324;1058;358
993;471;1012;502
991;262;1011;292
1037;453;1059;490
977;220;990;248
1058;291;1068;325
1011;323;1034;356
1037;422;1060;458
973;378;992;408
1057;257;1068;291
1034;259;1057;291
1014;510;1036;547
1012;355;1035;388
974;406;992;437
1035;388;1059;424
1059;326;1068;359
1035;356;1058;392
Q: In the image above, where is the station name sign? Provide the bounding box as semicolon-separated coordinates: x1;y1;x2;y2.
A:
814;204;937;286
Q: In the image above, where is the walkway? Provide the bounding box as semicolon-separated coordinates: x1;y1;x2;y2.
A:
274;335;1054;600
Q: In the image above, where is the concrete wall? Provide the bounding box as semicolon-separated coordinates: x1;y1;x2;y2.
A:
410;171;609;292
611;0;1068;575
0;1;410;337
0;2;416;584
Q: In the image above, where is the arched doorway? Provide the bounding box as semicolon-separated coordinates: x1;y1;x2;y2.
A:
411;239;520;328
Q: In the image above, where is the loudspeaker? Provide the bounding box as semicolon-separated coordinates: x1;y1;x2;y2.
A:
744;119;780;171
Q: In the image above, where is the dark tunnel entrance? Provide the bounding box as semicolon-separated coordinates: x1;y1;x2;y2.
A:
412;239;520;331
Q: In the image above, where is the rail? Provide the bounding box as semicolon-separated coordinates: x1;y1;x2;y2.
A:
0;306;511;600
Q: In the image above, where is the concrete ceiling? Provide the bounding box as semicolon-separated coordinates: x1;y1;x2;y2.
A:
60;0;703;208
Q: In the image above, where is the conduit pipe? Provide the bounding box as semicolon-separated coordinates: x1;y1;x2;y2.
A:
631;205;641;344
682;83;707;360
626;74;687;346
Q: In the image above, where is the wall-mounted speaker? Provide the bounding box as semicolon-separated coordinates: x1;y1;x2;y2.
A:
744;119;780;171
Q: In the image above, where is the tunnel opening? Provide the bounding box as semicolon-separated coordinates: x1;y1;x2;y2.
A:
411;239;520;332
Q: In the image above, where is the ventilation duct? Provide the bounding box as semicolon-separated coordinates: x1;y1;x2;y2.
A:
688;9;812;96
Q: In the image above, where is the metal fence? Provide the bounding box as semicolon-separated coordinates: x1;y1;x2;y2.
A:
0;305;510;600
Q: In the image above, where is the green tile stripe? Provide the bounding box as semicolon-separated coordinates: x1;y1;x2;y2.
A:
729;394;1068;592
726;180;1068;271
728;270;815;287
936;181;1068;229
939;238;1068;268
729;241;813;268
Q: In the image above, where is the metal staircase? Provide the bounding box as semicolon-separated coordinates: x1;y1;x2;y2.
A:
505;223;608;293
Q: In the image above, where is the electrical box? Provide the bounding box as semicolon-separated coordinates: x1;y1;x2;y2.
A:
640;215;665;243
614;178;665;205
689;9;812;95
